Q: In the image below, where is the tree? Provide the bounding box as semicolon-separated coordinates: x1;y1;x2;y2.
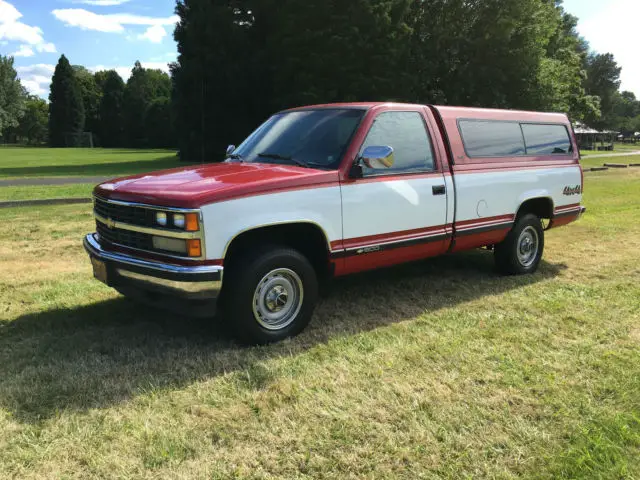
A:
94;70;110;92
171;0;631;159
14;96;49;145
408;0;560;109
123;61;172;147
145;96;175;148
73;66;102;139
172;0;416;161
0;55;27;133
99;70;125;148
49;55;85;147
583;53;622;129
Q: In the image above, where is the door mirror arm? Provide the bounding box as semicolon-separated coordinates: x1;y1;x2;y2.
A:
349;158;364;179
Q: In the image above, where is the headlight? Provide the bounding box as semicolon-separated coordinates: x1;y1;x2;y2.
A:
173;212;199;231
173;213;185;229
156;212;167;226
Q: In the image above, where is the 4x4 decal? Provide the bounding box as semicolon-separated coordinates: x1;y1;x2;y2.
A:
563;185;582;196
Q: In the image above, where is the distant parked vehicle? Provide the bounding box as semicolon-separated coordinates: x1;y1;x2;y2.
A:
85;102;585;344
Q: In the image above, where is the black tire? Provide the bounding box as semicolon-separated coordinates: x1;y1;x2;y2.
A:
221;246;319;345
494;213;544;275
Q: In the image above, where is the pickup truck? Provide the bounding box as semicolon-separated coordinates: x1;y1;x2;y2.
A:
85;102;585;344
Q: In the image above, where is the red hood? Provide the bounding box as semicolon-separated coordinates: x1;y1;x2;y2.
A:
94;162;340;208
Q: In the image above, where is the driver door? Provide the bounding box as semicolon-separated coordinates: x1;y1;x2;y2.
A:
339;109;449;274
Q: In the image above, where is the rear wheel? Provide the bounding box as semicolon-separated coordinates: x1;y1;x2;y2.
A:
494;213;544;275
222;247;319;344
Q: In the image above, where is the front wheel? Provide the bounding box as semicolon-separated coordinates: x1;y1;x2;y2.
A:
494;213;544;275
222;247;319;345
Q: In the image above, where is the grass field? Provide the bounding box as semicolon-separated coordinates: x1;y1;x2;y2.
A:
0;147;191;178
580;142;640;156
0;183;94;202
581;154;640;169
0;166;638;477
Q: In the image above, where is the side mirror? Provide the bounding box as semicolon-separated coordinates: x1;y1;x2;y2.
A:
361;145;394;170
349;163;364;179
226;144;236;155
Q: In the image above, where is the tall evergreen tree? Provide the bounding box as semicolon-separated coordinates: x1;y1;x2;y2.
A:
49;55;85;147
99;70;125;148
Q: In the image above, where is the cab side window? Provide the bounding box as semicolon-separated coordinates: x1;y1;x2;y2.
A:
361;111;435;175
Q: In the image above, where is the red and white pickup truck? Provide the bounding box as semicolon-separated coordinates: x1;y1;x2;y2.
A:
85;102;585;343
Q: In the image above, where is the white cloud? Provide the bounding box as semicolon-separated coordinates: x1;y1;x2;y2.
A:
138;24;167;43
0;1;56;54
11;44;34;57
16;64;55;97
51;8;124;32
0;0;21;23
73;0;131;5
52;8;179;33
38;42;57;53
574;0;640;96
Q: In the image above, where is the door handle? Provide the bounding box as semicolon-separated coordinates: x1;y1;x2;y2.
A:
432;185;446;195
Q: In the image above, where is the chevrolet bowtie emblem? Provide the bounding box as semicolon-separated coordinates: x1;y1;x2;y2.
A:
105;217;116;229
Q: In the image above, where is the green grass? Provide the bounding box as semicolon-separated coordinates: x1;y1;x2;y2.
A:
0;170;638;478
0;147;196;178
0;183;94;201
580;142;640;156
581;154;640;169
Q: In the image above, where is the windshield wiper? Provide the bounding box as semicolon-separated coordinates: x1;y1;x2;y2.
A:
226;153;244;162
258;152;309;168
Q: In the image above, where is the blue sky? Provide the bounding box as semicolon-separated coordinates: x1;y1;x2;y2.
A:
563;0;639;96
0;0;178;96
1;0;639;99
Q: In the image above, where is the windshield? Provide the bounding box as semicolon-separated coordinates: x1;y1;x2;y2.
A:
230;109;365;169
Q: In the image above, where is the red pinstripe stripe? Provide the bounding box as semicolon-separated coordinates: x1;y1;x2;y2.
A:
341;225;446;250
333;214;513;252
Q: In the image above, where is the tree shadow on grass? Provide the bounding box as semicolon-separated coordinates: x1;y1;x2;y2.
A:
0;157;195;178
0;250;566;423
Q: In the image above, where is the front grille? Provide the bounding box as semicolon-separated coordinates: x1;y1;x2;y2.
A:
94;197;155;228
96;221;153;251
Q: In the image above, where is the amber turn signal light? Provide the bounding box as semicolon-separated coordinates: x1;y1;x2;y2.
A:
185;212;199;231
186;239;202;257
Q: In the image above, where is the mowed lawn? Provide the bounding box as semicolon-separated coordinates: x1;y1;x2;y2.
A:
580;142;640;156
580;154;640;169
0;168;638;478
0;147;190;179
0;147;200;202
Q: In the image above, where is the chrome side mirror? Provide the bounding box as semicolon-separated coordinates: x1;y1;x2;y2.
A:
226;144;236;155
361;145;394;169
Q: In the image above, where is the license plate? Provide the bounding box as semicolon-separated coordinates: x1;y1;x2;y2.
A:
91;258;109;284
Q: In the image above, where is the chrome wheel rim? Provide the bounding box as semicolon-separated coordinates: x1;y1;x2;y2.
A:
517;226;539;268
252;268;304;331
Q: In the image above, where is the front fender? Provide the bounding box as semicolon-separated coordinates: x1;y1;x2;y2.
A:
200;186;342;260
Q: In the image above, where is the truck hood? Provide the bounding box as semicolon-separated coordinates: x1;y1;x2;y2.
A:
94;162;340;208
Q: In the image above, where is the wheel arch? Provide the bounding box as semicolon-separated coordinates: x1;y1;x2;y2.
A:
223;221;333;276
515;195;554;220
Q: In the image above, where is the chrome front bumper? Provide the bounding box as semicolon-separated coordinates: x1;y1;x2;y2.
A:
83;233;223;300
